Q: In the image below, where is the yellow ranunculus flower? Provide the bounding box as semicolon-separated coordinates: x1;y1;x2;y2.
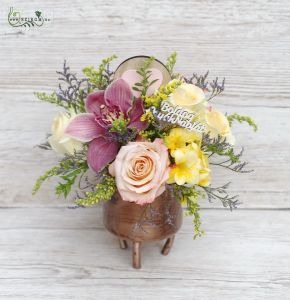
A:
164;127;200;151
205;108;235;145
168;143;211;187
198;149;211;187
48;112;83;155
168;145;200;185
169;83;207;114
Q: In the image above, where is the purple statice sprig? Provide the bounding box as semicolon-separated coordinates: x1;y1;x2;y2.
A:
56;60;91;113
184;71;225;101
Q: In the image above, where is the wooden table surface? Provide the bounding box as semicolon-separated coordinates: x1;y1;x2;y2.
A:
0;0;289;299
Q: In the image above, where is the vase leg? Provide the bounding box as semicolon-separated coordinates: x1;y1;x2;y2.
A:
132;241;141;269
161;235;175;256
119;238;128;249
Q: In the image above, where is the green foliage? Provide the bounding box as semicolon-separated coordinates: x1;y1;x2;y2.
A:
32;166;60;195
202;134;251;173
35;91;85;114
83;55;117;90
227;113;258;132
173;184;204;239
55;153;88;198
205;143;239;163
33;152;88;198
139;111;168;141
109;113;128;135
139;129;161;141
202;134;238;162
132;56;158;98
186;197;204;239
55;168;84;198
165;51;177;76
34;92;68;108
75;175;116;206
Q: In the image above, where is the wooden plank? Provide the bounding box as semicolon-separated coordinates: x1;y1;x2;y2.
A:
0;0;290;107
0;207;289;299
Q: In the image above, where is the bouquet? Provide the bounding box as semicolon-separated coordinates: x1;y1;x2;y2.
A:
33;53;257;238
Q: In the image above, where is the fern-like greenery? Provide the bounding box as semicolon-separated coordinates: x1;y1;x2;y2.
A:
227;113;258;132
33;152;88;198
202;134;252;173
83;55;117;90
34;92;68;108
202;134;237;161
132;56;159;98
173;184;204;239
165;51;177;77
32;166;60;195
75;175;116;206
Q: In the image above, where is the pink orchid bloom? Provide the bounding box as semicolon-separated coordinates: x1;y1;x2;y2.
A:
65;79;147;172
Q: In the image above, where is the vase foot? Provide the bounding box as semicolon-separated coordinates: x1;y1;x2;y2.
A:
161;235;175;256
119;239;128;249
132;241;141;269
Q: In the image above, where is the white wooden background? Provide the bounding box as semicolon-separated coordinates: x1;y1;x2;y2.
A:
0;0;289;299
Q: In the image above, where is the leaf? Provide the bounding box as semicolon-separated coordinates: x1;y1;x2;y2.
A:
148;79;159;87
165;51;177;75
132;87;141;92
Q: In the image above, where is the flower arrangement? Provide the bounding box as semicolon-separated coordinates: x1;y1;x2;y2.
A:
33;53;257;239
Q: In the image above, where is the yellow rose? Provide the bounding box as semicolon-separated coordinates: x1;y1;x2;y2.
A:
205;109;235;145
48;112;83;155
169;83;207;114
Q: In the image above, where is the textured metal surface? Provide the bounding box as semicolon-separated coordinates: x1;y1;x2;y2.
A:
103;188;183;243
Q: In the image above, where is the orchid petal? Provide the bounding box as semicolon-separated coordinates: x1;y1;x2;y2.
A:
65;113;105;142
128;98;147;131
87;137;119;172
85;91;105;114
104;79;133;114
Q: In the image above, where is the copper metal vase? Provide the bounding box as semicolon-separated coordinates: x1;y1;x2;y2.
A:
103;186;183;268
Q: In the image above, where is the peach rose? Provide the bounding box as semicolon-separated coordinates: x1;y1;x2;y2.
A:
109;139;170;205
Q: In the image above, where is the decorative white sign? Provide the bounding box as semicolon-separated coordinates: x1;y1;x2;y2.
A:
150;101;205;132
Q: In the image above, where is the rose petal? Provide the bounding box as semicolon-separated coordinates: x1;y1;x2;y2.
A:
65;113;105;142
104;79;133;114
108;161;116;177
128;98;147;131
87;137;119;172
85;91;105;114
121;148;156;184
48;135;67;155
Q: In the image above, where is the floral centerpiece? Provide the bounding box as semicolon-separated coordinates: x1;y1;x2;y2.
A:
33;54;257;267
